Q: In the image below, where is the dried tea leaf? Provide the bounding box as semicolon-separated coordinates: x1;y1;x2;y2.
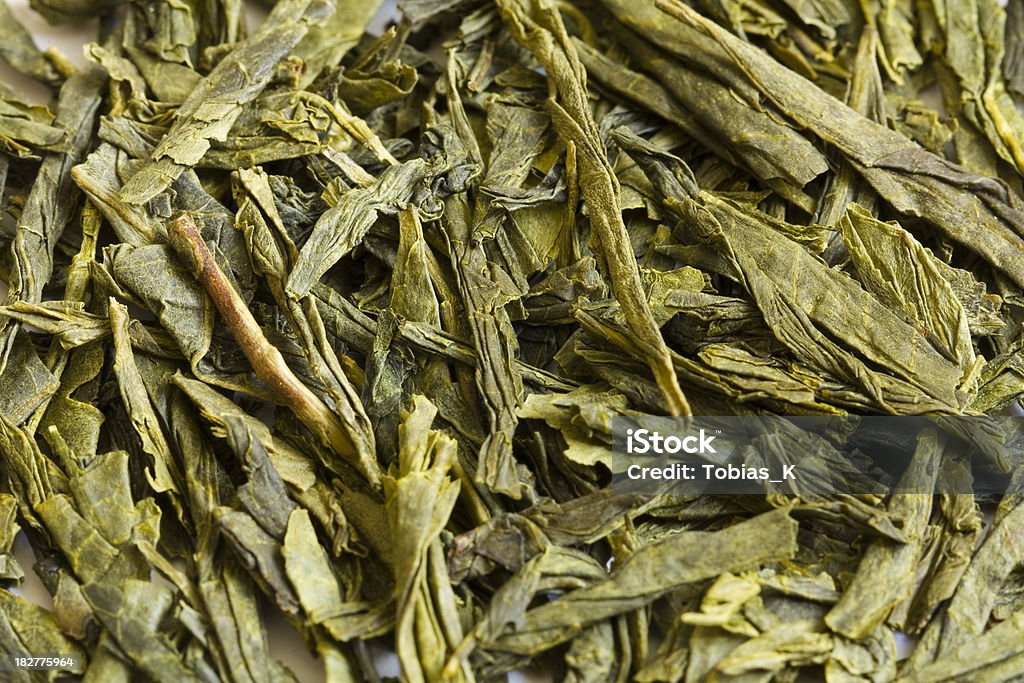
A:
119;0;330;204
498;0;690;417
486;508;797;655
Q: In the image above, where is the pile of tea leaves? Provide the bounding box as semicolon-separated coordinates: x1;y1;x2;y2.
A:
3;0;1024;680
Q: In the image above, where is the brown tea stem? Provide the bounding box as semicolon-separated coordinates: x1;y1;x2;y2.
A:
168;212;382;491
